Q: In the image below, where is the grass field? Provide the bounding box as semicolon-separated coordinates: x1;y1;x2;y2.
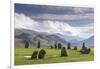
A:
15;48;94;65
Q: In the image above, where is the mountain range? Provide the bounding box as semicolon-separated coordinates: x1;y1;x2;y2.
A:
15;29;94;48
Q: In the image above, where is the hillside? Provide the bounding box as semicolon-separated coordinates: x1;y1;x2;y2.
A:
15;29;67;48
15;29;94;48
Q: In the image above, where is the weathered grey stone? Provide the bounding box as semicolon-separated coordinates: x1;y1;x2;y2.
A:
30;51;38;60
61;47;68;57
38;49;46;59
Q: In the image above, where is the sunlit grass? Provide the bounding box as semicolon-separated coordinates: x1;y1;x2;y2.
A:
15;48;94;65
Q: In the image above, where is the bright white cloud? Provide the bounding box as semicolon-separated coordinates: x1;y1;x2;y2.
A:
74;23;94;38
15;13;94;38
15;13;38;29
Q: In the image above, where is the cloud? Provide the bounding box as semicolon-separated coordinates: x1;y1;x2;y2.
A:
15;13;94;38
15;4;94;22
73;23;94;38
30;13;93;21
15;4;94;15
15;13;39;30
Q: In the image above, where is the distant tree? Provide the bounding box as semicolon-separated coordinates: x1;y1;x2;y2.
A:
55;43;57;49
73;46;77;50
37;41;40;48
25;41;29;48
61;47;68;57
58;43;62;49
67;42;71;49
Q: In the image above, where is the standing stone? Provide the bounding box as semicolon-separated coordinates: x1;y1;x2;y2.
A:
67;42;71;49
55;43;57;49
30;51;38;60
80;43;91;54
25;41;29;48
38;49;46;59
81;48;91;54
37;41;40;48
58;43;62;49
86;48;91;54
73;46;77;50
82;42;87;50
61;47;68;57
50;45;53;49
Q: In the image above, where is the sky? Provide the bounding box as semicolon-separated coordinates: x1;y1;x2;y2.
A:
14;3;94;39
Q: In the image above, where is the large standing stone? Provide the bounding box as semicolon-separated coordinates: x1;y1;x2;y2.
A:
30;51;38;60
38;49;46;59
61;47;68;57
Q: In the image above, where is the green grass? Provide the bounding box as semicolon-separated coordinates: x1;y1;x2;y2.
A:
15;48;94;65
